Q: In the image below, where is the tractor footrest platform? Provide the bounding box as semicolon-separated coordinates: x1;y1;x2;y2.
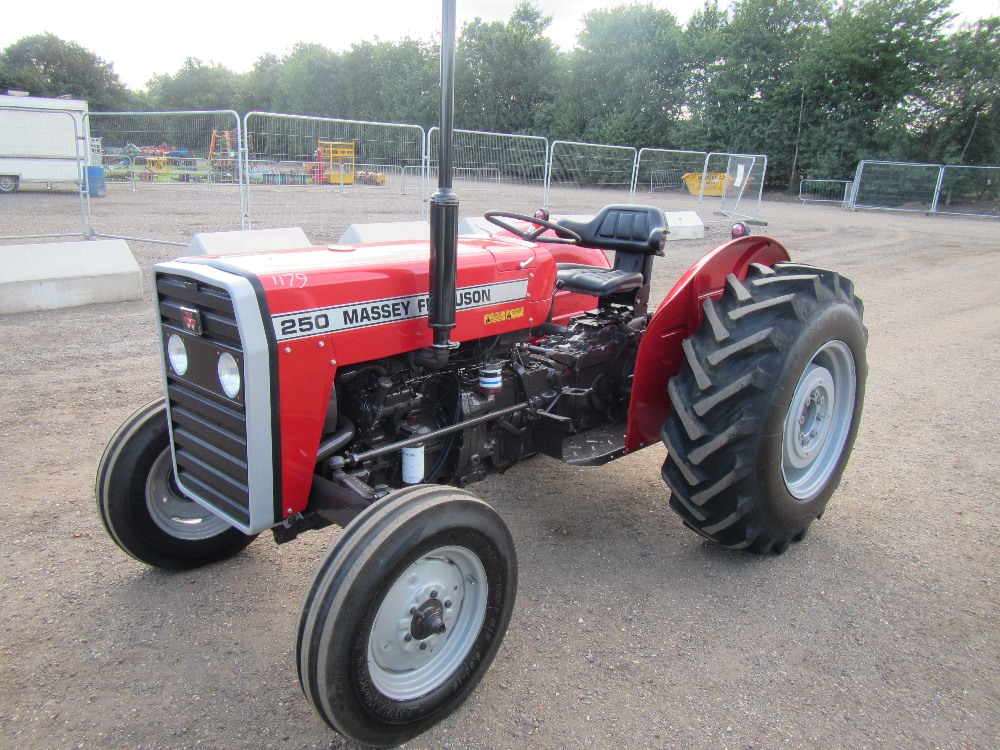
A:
561;424;627;466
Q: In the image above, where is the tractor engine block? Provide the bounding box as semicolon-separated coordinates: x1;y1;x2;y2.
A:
332;305;640;492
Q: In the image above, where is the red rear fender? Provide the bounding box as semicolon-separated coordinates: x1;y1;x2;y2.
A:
624;236;792;452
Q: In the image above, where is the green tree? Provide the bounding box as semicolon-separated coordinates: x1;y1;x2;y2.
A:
688;0;831;185
559;3;687;146
797;0;952;179
909;17;1000;166
456;2;560;133
339;39;439;126
0;33;136;110
236;54;281;114
270;43;343;118
146;58;241;111
678;0;729;148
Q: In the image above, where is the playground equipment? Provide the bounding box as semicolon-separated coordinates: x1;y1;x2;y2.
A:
305;141;356;185
208;130;238;174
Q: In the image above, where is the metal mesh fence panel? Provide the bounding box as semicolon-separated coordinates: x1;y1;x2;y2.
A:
632;148;708;204
85;111;243;244
244;113;425;244
850;161;942;213
544;141;637;215
720;153;766;220
692;152;767;221
933;165;1000;218
0;107;87;241
427;128;548;219
799;179;853;206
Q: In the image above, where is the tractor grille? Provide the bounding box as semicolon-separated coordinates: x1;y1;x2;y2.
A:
157;273;251;527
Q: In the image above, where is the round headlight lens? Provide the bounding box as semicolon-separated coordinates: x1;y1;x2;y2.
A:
217;352;241;398
167;334;188;375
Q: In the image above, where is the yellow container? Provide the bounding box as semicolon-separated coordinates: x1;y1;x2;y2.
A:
682;172;732;196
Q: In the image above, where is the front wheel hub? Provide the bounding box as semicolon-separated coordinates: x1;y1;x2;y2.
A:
410;599;447;640
368;545;488;700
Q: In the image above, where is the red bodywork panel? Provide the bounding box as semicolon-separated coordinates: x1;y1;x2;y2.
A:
624;236;791;453
208;234;608;517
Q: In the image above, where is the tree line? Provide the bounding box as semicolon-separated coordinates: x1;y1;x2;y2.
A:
1;0;997;187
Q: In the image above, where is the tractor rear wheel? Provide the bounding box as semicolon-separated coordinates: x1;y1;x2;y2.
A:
661;263;867;554
297;485;517;747
96;399;257;569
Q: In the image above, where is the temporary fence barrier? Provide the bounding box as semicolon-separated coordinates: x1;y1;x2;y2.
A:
631;149;708;203
84;111;244;245
932;165;1000;218
849;161;942;213
0;107;88;241
243;112;425;244
799;179;853;207
427;128;548;218
690;152;767;221
544;141;637;215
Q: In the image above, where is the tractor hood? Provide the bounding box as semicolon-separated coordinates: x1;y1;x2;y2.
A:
161;234;557;368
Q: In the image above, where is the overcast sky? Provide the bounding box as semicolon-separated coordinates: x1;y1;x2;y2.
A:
2;0;997;90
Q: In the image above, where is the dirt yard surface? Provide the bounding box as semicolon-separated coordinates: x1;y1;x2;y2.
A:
0;195;997;750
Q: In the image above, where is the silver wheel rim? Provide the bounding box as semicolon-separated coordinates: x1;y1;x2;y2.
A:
0;176;15;191
368;545;488;701
145;449;231;540
781;340;857;501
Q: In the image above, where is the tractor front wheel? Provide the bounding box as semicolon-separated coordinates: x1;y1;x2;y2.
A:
661;262;867;554
0;175;19;194
96;399;257;569
297;485;517;747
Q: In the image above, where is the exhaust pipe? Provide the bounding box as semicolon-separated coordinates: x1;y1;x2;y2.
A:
423;0;459;369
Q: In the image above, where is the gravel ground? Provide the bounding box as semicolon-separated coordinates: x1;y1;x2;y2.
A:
0;193;997;750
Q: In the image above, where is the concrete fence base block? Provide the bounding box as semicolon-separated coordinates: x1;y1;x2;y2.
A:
338;221;430;245
185;227;312;256
0;239;143;314
664;211;705;241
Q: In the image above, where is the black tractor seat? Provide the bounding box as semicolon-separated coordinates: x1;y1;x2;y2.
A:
551;205;667;299
556;263;644;297
557;205;667;256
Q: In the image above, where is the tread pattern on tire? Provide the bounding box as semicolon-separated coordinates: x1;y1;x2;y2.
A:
296;485;516;747
661;262;866;554
95;399;255;569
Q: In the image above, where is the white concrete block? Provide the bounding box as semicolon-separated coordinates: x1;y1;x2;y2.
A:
0;239;142;314
185;227;312;256
339;221;430;245
664;211;705;241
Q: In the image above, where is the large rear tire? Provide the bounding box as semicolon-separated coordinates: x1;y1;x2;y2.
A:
96;399;257;569
297;485;517;747
661;262;867;554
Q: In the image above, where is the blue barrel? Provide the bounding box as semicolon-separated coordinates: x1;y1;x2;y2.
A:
85;166;106;198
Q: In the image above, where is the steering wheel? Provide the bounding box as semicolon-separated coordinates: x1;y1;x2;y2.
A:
483;211;582;245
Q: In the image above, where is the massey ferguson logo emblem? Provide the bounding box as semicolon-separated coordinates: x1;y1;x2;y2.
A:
180;307;203;335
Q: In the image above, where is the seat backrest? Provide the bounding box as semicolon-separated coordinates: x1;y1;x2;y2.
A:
557;205;667;255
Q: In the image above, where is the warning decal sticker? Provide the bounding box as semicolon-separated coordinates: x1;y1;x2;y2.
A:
484;307;525;325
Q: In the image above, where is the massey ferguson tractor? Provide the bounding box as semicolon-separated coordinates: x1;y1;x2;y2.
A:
95;2;867;746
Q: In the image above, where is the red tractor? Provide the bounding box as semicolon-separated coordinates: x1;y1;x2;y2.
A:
95;2;867;746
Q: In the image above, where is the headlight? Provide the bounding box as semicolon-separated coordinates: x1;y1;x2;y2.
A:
217;352;241;398
167;334;188;375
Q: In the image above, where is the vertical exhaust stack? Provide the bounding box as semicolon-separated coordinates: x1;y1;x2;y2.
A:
424;0;460;368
